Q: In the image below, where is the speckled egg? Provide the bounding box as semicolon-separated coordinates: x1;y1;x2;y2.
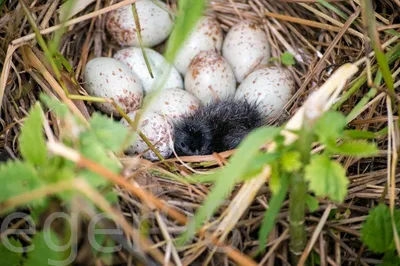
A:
121;110;173;161
106;0;173;47
84;57;143;116
184;51;236;105
114;47;183;94
174;16;223;75
148;88;201;121
222;20;270;82
234;66;295;118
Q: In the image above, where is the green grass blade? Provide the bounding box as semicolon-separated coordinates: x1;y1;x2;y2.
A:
317;0;348;20
258;173;289;252
164;0;206;62
333;42;400;110
48;0;75;56
132;3;154;78
362;0;394;93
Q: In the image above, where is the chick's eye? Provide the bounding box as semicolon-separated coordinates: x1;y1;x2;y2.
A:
179;142;187;148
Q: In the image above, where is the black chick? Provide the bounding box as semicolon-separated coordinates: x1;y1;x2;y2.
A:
173;99;265;156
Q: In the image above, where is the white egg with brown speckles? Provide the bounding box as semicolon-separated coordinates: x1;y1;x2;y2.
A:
114;47;183;94
106;0;173;47
234;66;295;118
222;20;270;82
148;88;201;121
121;110;173;161
84;57;143;116
185;50;236;105
174;16;223;75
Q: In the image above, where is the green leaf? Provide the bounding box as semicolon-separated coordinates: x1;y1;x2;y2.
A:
81;113;131;152
25;230;65;266
385;29;400;37
54;51;73;73
381;250;400;266
269;161;281;194
268;57;279;62
178;127;281;244
311;250;321;265
38;156;74;184
79;139;120;187
343;130;376;140
164;0;206;62
92;233;115;265
306;195;319;212
19;104;47;166
281;151;302;172
304;155;348;202
258;173;289;252
104;190;119;204
314;111;346;146
0;238;23;266
241;152;281;180
332;140;379;157
0;161;44;203
281;51;295;66
361;204;400;253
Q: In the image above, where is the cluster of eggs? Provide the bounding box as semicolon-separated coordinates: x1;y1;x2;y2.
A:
84;0;295;160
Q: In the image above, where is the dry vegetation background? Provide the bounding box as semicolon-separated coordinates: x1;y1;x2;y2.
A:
0;0;400;265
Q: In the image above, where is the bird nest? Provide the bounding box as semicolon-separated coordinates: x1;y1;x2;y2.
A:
0;0;399;265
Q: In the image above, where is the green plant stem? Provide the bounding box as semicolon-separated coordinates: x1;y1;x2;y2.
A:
289;125;313;264
68;94;107;102
289;174;308;263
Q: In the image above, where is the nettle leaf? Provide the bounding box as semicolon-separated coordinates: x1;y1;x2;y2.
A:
0;161;44;203
38;156;74;184
306;195;319;212
19;104;47;166
281;151;302;173
343;130;376;140
361;204;400;253
104;190;119;204
314;111;346;146
381;250;400;266
79;139;120;187
332;140;379;157
304;155;348;202
281;51;295;66
178;127;281;244
0;238;23;266
25;230;64;266
81;113;131;152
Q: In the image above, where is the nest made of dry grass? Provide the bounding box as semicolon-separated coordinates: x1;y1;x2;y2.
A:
1;0;400;265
